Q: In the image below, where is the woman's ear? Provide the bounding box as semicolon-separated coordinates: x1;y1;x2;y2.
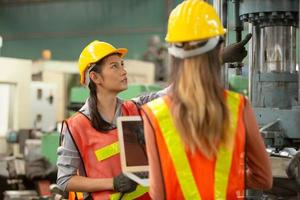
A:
89;71;103;85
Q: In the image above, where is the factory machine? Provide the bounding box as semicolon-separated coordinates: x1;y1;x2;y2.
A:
240;0;300;199
214;0;300;198
240;0;299;149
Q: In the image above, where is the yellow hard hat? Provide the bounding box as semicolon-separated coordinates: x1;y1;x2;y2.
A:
165;0;226;43
78;40;128;85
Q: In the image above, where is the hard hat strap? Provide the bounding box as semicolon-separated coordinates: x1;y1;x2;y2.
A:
84;63;96;87
168;36;220;59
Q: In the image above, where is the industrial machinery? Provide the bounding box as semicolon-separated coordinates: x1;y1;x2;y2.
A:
214;0;300;199
241;0;299;199
239;0;299;149
239;1;300;198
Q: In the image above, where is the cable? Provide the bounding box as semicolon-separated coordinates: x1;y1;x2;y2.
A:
118;193;125;200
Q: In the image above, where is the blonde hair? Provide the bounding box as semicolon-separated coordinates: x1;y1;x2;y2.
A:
170;44;229;158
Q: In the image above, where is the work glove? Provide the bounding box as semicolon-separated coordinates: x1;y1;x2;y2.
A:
113;173;137;193
222;33;252;63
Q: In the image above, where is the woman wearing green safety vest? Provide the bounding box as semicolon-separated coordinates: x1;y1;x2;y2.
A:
141;0;272;199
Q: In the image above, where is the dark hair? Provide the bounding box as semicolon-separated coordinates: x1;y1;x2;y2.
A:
88;55;114;132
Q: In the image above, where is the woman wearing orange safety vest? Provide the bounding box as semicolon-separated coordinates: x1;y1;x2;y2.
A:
56;41;167;200
141;0;273;199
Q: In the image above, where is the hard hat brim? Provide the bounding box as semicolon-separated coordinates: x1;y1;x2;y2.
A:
166;29;226;43
113;48;128;58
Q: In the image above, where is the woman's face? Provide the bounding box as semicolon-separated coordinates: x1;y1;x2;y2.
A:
91;54;128;93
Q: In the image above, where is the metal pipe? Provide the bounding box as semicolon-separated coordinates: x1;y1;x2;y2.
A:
221;0;229;88
299;0;300;105
259;119;280;133
213;0;227;29
232;0;243;75
248;23;253;100
259;26;296;73
213;0;222;19
213;0;229;87
232;0;243;42
222;1;228;29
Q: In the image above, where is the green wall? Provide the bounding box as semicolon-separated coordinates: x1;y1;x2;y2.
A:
0;0;174;60
0;0;247;61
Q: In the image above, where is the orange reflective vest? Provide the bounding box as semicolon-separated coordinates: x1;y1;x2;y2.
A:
142;90;246;200
65;101;150;200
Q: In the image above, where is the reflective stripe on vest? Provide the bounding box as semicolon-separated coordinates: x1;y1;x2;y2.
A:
69;191;84;200
146;91;241;199
95;141;120;161
215;91;240;200
146;97;201;200
110;185;149;200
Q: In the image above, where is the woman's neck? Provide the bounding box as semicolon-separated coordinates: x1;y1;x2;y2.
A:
96;89;118;123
